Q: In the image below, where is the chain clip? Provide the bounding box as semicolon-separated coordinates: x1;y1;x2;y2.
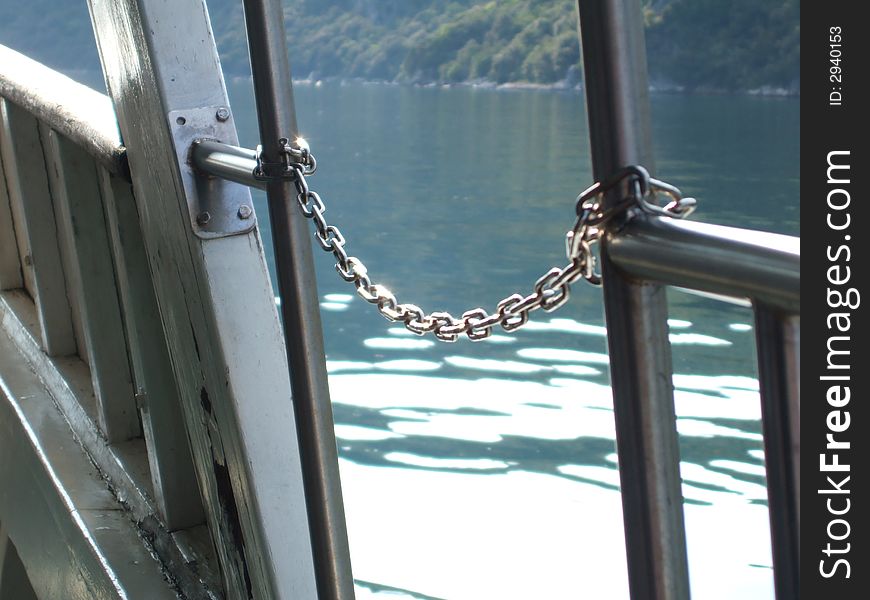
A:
253;137;317;181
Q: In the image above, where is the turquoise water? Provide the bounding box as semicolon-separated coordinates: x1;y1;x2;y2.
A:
228;80;799;600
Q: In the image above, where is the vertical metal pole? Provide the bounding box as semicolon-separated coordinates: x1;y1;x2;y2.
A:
576;2;691;599
240;1;355;599
753;306;800;599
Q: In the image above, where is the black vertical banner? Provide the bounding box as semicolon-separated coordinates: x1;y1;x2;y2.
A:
803;2;869;598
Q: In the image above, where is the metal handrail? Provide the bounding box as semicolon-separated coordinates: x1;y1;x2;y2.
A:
610;217;799;312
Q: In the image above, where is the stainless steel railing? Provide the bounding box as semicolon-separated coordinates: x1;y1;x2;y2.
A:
189;2;799;599
577;3;798;598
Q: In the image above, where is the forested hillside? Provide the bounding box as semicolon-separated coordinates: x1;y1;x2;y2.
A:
0;0;799;93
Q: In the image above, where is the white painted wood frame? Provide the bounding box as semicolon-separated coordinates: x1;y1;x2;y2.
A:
87;0;320;597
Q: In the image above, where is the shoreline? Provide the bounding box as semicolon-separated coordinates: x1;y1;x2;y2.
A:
51;67;800;100
229;73;800;98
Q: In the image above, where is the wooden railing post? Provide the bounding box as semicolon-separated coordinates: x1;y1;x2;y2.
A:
86;0;320;596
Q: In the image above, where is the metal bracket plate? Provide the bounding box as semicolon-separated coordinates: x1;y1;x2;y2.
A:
168;106;256;239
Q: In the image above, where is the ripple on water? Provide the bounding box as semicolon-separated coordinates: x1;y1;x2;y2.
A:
709;459;767;477
522;318;608;336
674;387;760;421
387;327;415;337
374;359;442;372
321;301;351;311
387;327;515;344
558;464;622;488
364;337;436;350
673;373;759;392
551;364;602;377
335;425;404;441
328;358;443;374
669;332;732;346
679;461;768;504
667;318;693;329
444;356;547;374
330;373;618;443
384;452;510;471
516;347;610;364
677;418;763;441
324;293;355;303
327;360;375;373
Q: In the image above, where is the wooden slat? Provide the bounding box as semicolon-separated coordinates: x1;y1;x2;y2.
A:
44;130;140;442
88;1;319;597
0;100;76;356
0;135;23;292
38;122;89;363
0;100;30;296
99;167;204;529
0;44;127;178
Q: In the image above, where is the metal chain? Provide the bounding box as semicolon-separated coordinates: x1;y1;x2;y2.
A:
265;141;696;342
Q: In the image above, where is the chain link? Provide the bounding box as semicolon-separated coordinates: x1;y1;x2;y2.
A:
266;141;696;342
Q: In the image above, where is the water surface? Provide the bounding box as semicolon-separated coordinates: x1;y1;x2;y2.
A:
228;80;799;600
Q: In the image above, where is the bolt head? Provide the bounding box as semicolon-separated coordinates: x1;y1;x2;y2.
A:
238;204;253;220
196;211;212;226
215;107;230;122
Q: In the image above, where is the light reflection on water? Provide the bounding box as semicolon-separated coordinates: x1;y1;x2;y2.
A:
228;79;798;599
327;319;772;599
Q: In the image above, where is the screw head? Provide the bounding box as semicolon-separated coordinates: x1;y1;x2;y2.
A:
196;211;212;226
238;204;253;220
215;107;230;122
